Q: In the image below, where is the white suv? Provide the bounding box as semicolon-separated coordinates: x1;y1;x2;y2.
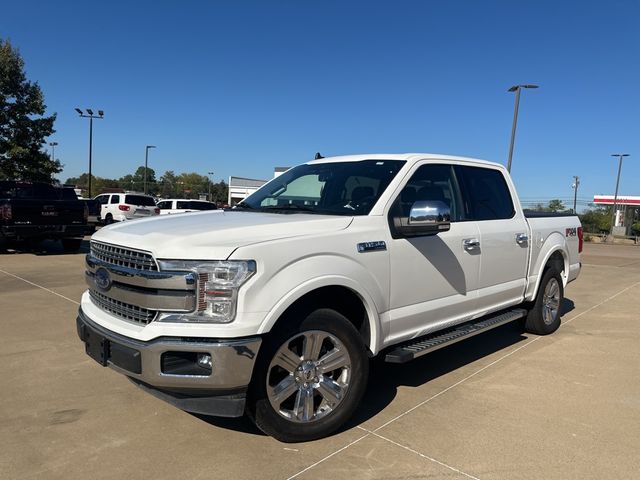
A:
156;199;218;215
93;193;159;224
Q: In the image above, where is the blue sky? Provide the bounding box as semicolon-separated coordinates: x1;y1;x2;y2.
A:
2;0;639;206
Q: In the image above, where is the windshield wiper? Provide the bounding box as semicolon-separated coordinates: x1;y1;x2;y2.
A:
261;204;317;213
233;203;255;210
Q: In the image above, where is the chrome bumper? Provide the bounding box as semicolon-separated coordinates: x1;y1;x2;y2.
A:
77;308;262;416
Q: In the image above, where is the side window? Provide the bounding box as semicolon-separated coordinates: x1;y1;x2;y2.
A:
95;195;107;205
157;201;169;209
110;195;120;204
396;164;462;221
177;201;189;209
457;166;514;221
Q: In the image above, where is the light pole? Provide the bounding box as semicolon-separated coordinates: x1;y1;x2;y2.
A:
144;145;156;194
572;176;580;214
49;141;58;162
609;153;630;239
75;108;104;197
207;171;214;202
506;84;539;173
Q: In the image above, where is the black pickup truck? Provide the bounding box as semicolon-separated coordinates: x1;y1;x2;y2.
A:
0;181;88;251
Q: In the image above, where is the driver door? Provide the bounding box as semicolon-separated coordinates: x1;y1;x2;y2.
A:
387;163;481;343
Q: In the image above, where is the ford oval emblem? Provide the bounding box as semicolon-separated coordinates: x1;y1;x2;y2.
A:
94;267;112;291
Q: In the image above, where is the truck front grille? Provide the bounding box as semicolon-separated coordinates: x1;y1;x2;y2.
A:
90;241;157;271
89;289;157;325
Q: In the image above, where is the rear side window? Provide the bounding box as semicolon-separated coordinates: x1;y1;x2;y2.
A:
125;195;156;206
176;201;190;209
456;166;514;220
110;195;120;204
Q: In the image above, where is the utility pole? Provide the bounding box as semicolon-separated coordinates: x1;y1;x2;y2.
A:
506;84;539;173
609;153;630;240
572;176;580;214
144;145;156;195
75;109;104;197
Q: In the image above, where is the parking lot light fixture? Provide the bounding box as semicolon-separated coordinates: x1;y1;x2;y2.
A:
49;141;58;162
75;108;104;198
506;84;539;173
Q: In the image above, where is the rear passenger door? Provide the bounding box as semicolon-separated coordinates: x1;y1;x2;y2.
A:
456;165;529;314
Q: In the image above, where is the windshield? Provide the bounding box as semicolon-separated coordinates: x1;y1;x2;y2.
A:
238;160;405;215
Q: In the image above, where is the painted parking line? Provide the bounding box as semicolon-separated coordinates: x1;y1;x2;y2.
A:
286;279;640;480
0;268;80;306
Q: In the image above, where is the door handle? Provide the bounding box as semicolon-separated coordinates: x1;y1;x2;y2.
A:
516;233;528;244
463;238;480;250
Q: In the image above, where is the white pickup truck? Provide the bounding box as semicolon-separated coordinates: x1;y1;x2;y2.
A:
77;154;582;442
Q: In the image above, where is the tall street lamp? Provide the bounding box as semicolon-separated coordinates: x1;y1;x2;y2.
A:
208;171;214;202
609;153;630;239
506;84;539;173
75;108;104;197
49;141;58;162
571;176;580;214
144;145;156;194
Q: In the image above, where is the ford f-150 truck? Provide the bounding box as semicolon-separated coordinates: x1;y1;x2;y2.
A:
76;154;582;442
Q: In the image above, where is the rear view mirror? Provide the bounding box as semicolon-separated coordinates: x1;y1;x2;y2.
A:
396;200;451;237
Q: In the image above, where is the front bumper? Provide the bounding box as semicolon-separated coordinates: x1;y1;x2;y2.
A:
76;308;262;417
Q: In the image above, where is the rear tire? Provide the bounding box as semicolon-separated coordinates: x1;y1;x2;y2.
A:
524;267;564;335
247;308;369;442
104;214;114;225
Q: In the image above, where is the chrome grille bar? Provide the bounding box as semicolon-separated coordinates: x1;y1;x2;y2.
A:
90;241;157;271
89;289;157;324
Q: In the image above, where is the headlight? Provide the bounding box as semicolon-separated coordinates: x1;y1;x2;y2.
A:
157;259;256;323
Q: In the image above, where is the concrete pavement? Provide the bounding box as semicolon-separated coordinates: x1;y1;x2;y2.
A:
1;242;638;479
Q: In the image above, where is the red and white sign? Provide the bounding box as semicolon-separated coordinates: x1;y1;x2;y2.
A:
593;195;640;206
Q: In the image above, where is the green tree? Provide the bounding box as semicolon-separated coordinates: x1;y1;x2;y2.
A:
579;207;611;233
547;199;565;212
176;172;209;199
118;166;156;193
158;170;177;198
0;39;59;182
210;180;228;204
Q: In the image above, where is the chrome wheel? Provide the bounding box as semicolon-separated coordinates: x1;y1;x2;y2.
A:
542;277;561;325
266;330;351;423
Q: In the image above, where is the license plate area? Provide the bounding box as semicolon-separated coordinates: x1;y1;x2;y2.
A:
85;328;110;366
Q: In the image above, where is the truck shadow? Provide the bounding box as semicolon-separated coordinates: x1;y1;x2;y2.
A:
193;299;575;439
0;238;90;256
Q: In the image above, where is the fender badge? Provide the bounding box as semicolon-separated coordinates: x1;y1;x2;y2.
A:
357;241;387;253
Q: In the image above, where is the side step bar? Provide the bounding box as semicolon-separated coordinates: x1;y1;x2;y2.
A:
385;308;527;364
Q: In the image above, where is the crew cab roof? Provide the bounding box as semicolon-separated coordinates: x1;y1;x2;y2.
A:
306;153;505;170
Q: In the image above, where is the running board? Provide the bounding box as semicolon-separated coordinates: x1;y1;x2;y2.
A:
385;308;527;364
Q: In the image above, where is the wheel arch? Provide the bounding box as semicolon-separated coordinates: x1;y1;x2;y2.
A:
526;235;569;302
257;279;383;355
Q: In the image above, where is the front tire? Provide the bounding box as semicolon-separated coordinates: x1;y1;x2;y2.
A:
247;308;369;442
524;267;564;335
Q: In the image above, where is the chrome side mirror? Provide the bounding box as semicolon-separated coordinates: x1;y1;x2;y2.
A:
396;200;451;237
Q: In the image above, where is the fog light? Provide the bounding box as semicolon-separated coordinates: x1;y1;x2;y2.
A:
197;353;212;369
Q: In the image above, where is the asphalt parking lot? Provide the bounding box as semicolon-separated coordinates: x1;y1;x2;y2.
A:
1;241;639;480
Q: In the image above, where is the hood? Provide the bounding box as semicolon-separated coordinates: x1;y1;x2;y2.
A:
91;210;353;260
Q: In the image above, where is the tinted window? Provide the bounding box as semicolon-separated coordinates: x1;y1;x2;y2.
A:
157;201;170;209
396;164;463;221
457;166;514;220
125;195;156;206
110;195;120;204
95;195;108;205
176;201;190;209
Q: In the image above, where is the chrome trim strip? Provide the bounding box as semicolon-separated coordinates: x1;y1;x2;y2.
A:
86;255;197;290
86;272;196;312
